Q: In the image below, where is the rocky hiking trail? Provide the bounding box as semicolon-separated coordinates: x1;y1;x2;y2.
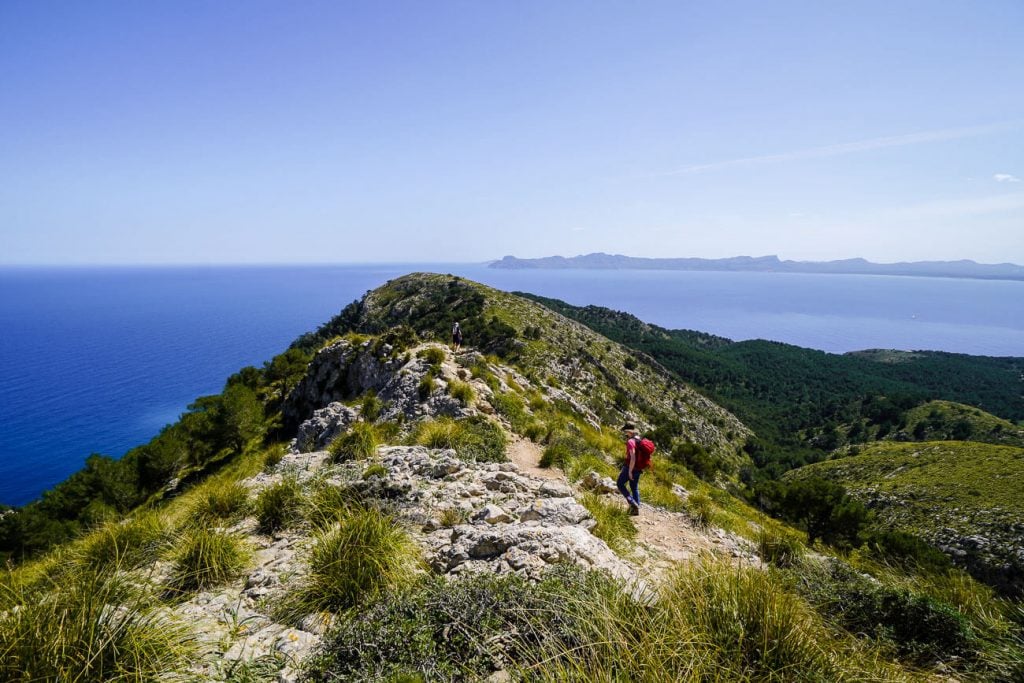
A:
165;436;755;680
506;436;752;581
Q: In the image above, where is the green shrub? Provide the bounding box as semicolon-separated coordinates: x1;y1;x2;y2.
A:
447;379;475;406
168;528;251;592
329;422;379;462
866;531;953;573
303;568;601;681
255;477;304;534
417;347;446;367
360;392;382;422
413;416;507;463
305;561;902;682
686;492;716;528
795;558;976;665
579;492;636;555
417;370;437;401
287;506;421;616
0;566;193;681
757;527;804;568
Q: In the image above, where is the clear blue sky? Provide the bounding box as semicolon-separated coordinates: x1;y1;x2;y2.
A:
2;1;1022;264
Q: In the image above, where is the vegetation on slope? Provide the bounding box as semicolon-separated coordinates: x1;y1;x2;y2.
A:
520;293;1024;476
788;441;1024;594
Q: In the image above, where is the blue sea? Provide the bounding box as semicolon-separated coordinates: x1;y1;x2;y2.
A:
2;264;1023;506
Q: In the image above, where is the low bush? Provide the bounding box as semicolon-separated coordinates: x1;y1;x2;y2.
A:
168;527;251;592
866;530;953;573
447;379;475;406
255;477;304;534
686;492;716;528
329;422;379;462
417;346;446;367
305;560;906;682
303;568;602;682
795;558;976;665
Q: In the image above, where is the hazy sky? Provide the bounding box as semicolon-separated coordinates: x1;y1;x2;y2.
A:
2;1;1022;265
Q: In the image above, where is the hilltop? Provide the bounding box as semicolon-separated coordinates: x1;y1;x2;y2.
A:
2;273;1023;681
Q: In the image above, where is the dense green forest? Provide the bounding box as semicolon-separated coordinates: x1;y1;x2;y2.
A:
521;293;1024;476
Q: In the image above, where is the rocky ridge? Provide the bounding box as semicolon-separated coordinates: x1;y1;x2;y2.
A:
162;437;756;680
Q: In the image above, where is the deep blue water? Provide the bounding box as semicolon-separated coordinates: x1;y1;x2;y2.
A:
2;264;1022;506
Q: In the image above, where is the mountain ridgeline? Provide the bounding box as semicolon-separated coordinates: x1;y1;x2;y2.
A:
3;273;1024;682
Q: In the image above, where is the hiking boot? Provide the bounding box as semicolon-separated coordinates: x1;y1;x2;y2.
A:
628;502;640;516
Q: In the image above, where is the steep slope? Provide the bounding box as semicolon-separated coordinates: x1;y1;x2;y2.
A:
788;441;1024;595
517;292;1024;472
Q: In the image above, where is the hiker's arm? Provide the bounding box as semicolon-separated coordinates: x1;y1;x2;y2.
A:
627;440;636;476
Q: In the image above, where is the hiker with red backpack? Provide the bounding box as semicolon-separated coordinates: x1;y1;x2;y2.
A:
618;422;655;516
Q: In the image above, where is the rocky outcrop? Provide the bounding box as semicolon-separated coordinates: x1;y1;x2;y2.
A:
286;341;484;450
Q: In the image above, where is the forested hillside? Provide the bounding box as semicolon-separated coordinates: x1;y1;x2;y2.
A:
522;293;1024;475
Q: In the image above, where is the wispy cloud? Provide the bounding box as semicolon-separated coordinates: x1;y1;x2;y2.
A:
994;173;1021;183
660;121;1021;176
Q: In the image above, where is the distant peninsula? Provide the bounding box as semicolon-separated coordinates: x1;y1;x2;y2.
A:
490;253;1024;281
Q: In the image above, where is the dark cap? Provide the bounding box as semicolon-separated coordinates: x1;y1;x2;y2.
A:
621;422;637;432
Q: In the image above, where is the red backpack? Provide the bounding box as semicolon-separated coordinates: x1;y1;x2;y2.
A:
632;438;656;470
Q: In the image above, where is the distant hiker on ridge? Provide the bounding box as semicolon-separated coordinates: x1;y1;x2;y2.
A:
452;321;463;351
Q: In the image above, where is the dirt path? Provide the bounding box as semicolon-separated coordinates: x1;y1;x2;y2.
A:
505;438;747;579
506;437;565;481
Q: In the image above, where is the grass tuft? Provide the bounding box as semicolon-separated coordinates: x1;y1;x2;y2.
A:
447;379;475;406
579;492;636;555
76;511;173;572
189;479;251;524
284;506;421;617
254;476;304;534
329;422;379;462
0;564;194;681
412;416;507;463
168;527;252;593
686;492;716;528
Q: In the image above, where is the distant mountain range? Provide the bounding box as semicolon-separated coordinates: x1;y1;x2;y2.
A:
490;253;1024;281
